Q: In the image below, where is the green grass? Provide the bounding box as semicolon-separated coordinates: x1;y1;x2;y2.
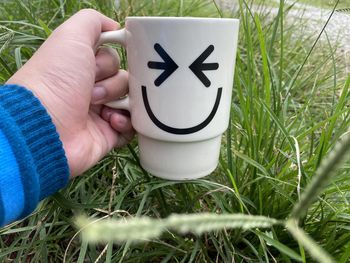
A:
1;0;350;262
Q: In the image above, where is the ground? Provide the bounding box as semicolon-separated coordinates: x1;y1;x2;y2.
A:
220;0;350;71
0;0;349;262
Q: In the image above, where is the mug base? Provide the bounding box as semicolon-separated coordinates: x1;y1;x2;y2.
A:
138;134;222;180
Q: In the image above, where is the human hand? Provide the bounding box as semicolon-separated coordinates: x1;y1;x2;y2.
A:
7;9;134;177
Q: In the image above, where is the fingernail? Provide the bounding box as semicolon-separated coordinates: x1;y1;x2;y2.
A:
92;86;107;103
116;114;127;126
103;109;113;121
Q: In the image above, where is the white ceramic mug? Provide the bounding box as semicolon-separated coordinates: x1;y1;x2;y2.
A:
98;17;239;180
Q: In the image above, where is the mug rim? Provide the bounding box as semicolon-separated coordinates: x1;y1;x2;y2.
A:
125;16;239;22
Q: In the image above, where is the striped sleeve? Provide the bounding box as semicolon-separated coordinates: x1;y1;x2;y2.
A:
0;129;24;225
0;84;70;226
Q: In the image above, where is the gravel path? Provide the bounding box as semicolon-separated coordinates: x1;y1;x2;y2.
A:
284;1;350;52
218;0;350;72
219;1;350;52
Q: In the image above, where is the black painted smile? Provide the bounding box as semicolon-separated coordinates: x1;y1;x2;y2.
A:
142;86;222;135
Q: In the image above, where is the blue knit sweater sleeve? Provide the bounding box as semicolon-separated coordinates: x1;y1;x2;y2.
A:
0;84;70;227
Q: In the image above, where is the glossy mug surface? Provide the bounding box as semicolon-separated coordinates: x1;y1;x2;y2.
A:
99;17;239;180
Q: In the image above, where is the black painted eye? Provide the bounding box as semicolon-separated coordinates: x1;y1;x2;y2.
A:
148;43;178;86
189;45;219;87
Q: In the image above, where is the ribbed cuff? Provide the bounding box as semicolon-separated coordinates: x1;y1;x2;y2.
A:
0;129;25;225
0;85;69;203
0;103;37;219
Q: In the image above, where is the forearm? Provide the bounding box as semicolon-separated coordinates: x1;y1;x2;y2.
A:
0;84;69;226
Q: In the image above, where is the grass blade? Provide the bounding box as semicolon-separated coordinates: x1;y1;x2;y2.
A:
339;245;350;263
257;231;303;262
77;239;88;263
286;219;335;263
290;132;350;220
14;46;22;69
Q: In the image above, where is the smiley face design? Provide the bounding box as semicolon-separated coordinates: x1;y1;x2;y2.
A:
142;43;221;135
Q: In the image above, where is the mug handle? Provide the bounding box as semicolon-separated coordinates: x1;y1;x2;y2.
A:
97;28;130;111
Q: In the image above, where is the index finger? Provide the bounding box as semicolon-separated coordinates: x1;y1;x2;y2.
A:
54;9;119;47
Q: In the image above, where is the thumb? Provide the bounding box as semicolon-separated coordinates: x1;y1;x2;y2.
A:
54;9;119;47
